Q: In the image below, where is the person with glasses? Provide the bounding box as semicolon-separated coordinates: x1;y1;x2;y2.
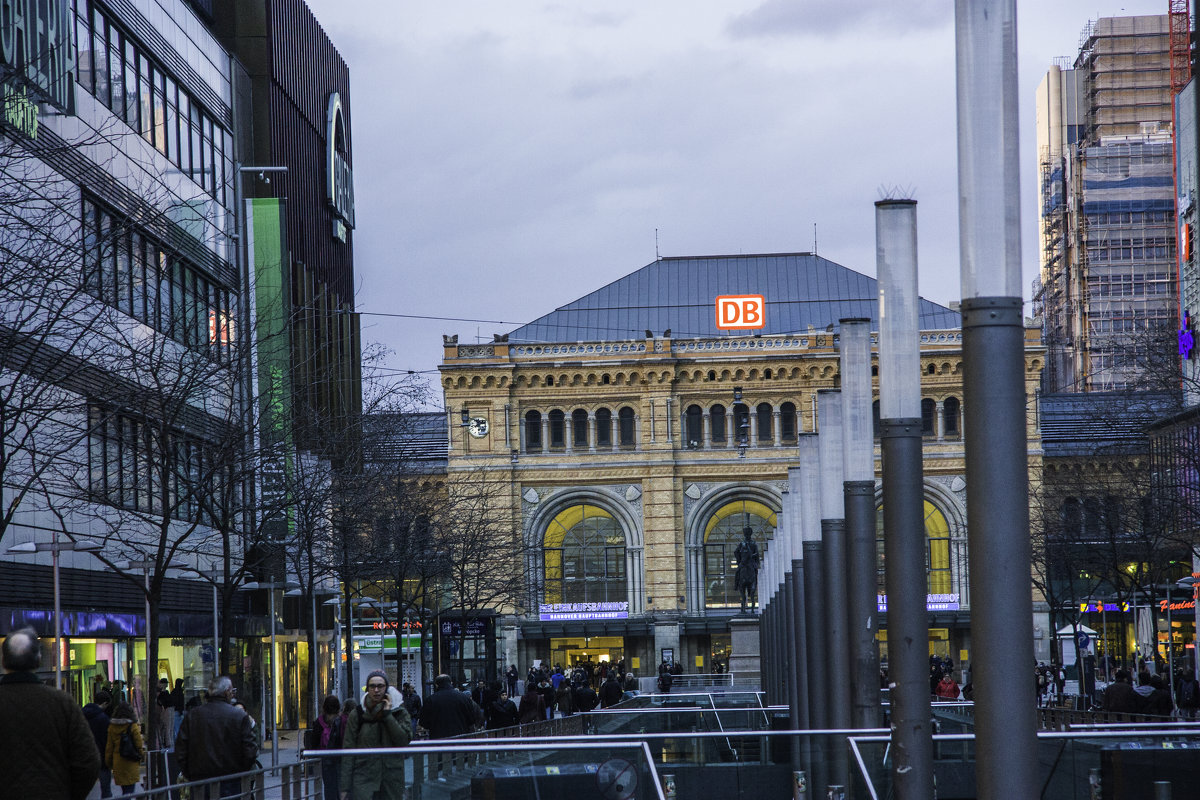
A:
340;671;411;800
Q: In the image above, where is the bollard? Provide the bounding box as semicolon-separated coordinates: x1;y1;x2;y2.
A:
1154;781;1172;800
1089;767;1101;800
794;770;807;798
663;773;676;800
826;785;845;800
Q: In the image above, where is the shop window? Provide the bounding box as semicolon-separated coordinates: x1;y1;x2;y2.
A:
703;500;777;609
543;504;627;604
781;402;797;441
710;404;727;443
572;409;588;447
524;411;542;452
875;500;953;596
595;408;612;448
685;405;702;448
618;407;635;447
548;410;565;449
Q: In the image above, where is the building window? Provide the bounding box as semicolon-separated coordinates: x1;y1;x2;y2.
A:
943;397;960;436
756;403;773;442
595;408;612;448
524;411;542;452
703;500;776;609
875;500;953;596
685;405;702;448
548;410;565;449
921;398;936;437
572;409;588;448
873;399;881;438
781;402;797;441
710;405;727;443
732;403;750;445
618;407;635;447
543;504;627;604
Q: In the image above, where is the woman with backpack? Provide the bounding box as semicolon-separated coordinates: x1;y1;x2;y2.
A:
104;702;144;795
313;695;346;800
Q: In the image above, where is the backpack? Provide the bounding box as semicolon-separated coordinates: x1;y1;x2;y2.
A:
322;715;345;749
119;727;142;762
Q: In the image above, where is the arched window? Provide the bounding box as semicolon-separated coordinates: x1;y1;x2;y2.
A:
872;399;880;438
756;403;773;442
543;504;626;604
943;397;960;436
618;407;635;447
595;408;612;447
525;411;542;452
548;409;565;449
710;404;727;443
685;405;703;448
572;409;588;447
780;402;797;441
920;398;936;436
875;500;953;596
703;500;777;609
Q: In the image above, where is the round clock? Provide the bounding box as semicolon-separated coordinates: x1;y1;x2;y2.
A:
468;417;489;438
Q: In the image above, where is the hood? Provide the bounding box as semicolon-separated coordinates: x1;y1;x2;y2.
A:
83;704;107;720
1134;685;1154;696
109;718;136;726
360;685;404;708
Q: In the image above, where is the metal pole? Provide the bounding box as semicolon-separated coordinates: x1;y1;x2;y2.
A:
817;391;850;730
212;583;220;683
269;587;279;767
144;566;152;732
955;2;1040;794
52;531;62;691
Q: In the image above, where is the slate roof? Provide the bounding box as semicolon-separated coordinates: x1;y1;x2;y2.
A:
363;412;448;472
507;253;961;343
1039;392;1180;457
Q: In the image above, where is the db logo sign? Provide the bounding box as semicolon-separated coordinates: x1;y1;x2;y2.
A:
716;295;765;330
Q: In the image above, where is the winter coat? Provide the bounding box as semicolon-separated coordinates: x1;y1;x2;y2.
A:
0;671;100;800
105;719;144;788
82;702;110;759
555;683;576;716
419;686;482;739
485;698;519;730
934;678;960;700
518;691;545;724
175;695;258;781
1102;680;1139;713
339;686;412;800
599;678;624;708
573;685;599;713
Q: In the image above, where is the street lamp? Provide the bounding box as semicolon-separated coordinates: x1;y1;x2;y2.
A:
116;557;187;736
7;537;101;690
172;564;236;682
239;579;299;767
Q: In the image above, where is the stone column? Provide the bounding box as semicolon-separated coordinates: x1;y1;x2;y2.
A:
565;416;575;453
703;411;712;449
588;414;597;453
725;413;734;448
748;412;758;448
936;400;945;442
773;408;783;447
541;417;550;451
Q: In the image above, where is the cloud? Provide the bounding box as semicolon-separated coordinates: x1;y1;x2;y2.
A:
726;0;949;40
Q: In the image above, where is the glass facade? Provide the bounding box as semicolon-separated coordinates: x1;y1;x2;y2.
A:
703;500;776;609
543;505;627;605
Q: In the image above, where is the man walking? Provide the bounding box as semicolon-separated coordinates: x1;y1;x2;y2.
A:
83;689;114;798
599;672;624;708
419;674;482;738
0;627;100;800
175;675;258;799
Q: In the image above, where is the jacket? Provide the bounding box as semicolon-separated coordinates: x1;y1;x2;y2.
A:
574;685;599;713
419;687;482;738
517;691;545;724
599;678;624;708
485;698;520;730
339;687;412;800
82;702;111;759
175;695;258;781
0;671;100;800
1102;680;1139;713
105;719;144;787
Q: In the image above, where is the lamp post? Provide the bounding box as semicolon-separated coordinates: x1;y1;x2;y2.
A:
239;579;299;767
174;564;232;682
116;557;186;741
7;537;101;690
955;2;1039;796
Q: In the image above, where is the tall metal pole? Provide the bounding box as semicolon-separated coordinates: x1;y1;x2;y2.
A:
52;530;62;691
817;391;850;729
955;2;1040;797
787;463;811;732
212;582;220;683
269;587;279;767
876;198;933;799
841;318;881;728
800;429;828;730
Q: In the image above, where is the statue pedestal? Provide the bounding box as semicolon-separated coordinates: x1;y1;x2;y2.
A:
727;615;761;690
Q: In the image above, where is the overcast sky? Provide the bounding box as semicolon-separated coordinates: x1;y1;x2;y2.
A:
302;0;1168;390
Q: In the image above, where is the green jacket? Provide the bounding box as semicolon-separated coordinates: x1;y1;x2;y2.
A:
339;687;412;799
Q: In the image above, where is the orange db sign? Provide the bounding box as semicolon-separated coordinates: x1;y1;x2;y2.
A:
716;295;765;330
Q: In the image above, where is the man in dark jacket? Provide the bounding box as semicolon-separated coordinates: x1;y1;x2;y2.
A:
175;675;258;797
599;673;624;708
0;627;100;800
573;680;599;713
418;674;483;738
1101;669;1139;713
83;690;114;798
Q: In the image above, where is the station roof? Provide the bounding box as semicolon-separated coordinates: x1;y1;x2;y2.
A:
506;253;960;344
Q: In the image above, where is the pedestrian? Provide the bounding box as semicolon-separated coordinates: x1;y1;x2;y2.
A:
175;675;259;800
1102;669;1138;713
934;673;960;700
1145;674;1173;717
418;674;482;739
170;678;187;740
0;627;99;800
573;680;599;713
518;681;546;725
339;671;411;800
84;689;114;798
313;695;346;800
537;675;556;720
155;677;174;749
599;673;624;708
623;671;638;692
231;700;262;753
105;701;145;795
485;690;520;730
555;679;575;717
505;665;518;697
1176;670;1200;719
400;683;422;733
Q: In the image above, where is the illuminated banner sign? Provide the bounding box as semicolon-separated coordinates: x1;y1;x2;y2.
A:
716;295;765;330
877;593;960;612
538;601;629;621
325;93;355;242
1160;599;1196;612
0;0;74;114
1079;601;1129;613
